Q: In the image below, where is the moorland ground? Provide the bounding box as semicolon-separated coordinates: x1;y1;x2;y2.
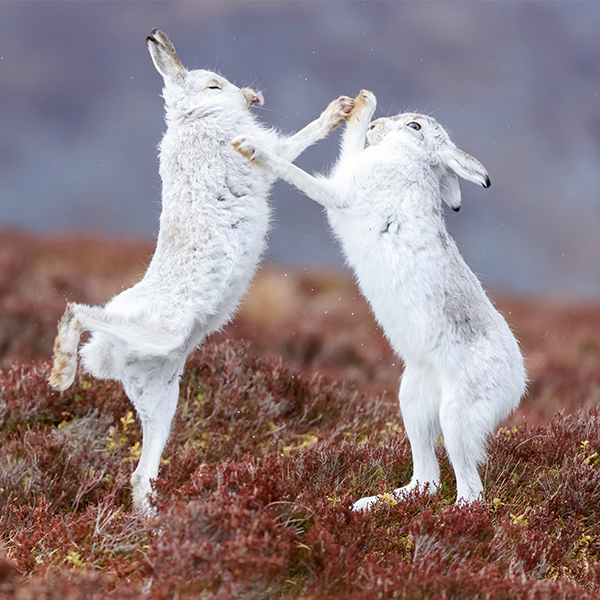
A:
0;231;599;598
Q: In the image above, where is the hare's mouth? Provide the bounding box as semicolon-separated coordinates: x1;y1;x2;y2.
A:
366;127;385;146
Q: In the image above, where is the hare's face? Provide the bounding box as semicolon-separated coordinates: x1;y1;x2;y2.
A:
147;29;262;112
183;69;263;111
367;112;491;203
367;113;450;160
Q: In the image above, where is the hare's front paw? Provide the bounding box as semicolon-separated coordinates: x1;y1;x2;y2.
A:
231;136;265;165
350;89;377;123
322;95;355;132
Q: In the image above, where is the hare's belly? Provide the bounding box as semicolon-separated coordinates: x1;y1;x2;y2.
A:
333;223;443;359
140;198;268;307
354;262;433;356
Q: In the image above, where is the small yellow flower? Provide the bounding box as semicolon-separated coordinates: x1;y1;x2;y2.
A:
120;411;136;433
66;550;85;568
378;492;398;506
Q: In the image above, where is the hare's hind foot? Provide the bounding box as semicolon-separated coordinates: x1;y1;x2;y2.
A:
49;345;77;391
352;494;380;512
131;472;157;517
352;481;439;512
49;304;82;391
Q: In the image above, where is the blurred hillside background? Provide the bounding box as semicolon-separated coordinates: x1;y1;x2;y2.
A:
1;1;599;299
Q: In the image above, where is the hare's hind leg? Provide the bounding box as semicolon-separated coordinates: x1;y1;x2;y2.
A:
396;366;442;496
353;365;441;511
439;384;488;503
130;412;175;514
49;303;84;391
50;301;131;391
126;361;184;514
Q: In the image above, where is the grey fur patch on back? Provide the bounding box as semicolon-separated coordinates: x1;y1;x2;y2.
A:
443;290;480;341
438;231;450;250
442;259;488;342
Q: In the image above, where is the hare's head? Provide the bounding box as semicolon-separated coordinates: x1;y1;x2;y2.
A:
146;29;263;114
367;113;490;212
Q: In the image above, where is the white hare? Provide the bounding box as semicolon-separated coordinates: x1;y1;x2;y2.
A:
233;90;526;508
49;29;354;513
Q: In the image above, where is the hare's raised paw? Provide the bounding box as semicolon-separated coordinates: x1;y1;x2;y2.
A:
350;89;377;122
231;136;264;165
322;95;356;131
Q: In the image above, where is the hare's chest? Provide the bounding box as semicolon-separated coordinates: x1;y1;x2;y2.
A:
328;201;411;265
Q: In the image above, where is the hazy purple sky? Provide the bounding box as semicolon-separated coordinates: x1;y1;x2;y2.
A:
1;2;599;298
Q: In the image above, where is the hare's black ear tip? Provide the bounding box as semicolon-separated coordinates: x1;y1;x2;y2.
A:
452;205;461;213
146;29;159;43
483;176;491;189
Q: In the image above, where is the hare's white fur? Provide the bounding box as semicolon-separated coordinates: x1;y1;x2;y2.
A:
233;90;526;508
49;29;354;514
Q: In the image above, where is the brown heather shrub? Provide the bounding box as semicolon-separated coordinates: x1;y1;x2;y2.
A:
0;341;600;599
0;340;599;597
0;233;600;597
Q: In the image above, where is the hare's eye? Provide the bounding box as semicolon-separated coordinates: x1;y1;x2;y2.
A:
206;81;222;90
369;123;377;130
407;122;421;131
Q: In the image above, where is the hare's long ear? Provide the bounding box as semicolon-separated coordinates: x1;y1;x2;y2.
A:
439;170;462;212
146;29;185;83
441;145;491;190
